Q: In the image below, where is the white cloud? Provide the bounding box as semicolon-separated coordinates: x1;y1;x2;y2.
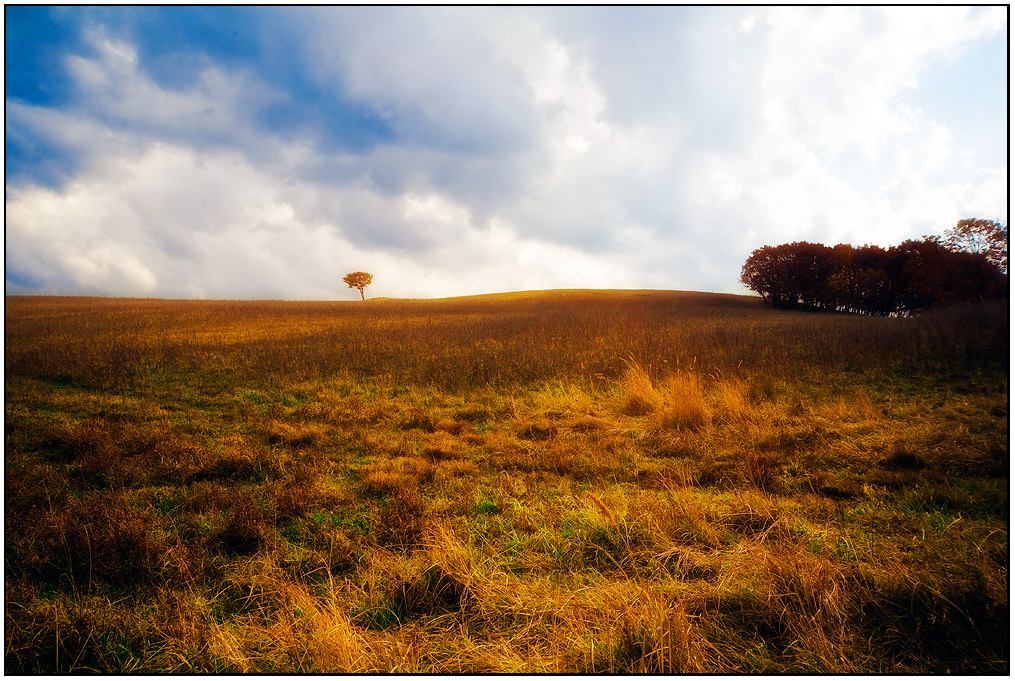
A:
5;142;641;298
290;7;539;155
4;7;1008;299
757;6;1004;159
56;27;284;159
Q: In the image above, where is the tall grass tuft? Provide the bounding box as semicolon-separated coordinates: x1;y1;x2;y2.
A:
658;372;711;431
619;360;662;416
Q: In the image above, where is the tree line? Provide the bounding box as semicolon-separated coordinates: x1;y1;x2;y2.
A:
741;219;1008;316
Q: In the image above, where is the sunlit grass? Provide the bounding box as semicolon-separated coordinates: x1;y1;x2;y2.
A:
5;290;1008;672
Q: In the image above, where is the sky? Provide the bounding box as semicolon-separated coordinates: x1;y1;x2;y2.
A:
4;5;1008;300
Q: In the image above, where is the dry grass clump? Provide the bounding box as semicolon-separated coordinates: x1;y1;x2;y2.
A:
377;486;430;548
271;468;349;523
6;491;168;590
515;417;559;441
475;430;533;470
435;418;470;434
262;581;389;672
390;561;476;619
358;524;481;626
399;404;440;432
747;373;779;402
266;421;323;449
740;450;783;491
658;372;712;431
619;361;663;416
421;431;469;462
618;363;752;434
825;388;883;424
36;418;219;489
213;497;269;555
161;574;395;673
568;414;612;432
763;548;852;669
719;489;789;540
600;591;710;673
358;457;435;496
41;420;119;466
673;544;849;672
650;485;724;549
5;576;379;673
710;375;752;425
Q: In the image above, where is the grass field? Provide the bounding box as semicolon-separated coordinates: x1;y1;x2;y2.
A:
4;289;1009;672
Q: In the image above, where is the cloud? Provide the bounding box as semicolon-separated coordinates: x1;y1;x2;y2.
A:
287;8;540;154
64;28;271;141
755;6;1004;158
6;144;305;297
4;7;1008;299
5;142;640;298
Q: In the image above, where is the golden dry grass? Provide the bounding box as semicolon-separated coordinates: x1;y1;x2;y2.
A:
4;290;1008;673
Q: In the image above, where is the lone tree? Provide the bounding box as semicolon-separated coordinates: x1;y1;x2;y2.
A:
343;271;373;300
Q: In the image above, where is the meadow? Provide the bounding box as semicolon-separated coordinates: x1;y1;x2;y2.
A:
4;289;1009;673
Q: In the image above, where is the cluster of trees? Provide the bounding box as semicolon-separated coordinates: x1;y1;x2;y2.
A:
742;219;1008;316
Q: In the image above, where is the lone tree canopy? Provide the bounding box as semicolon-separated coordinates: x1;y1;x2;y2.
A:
343;271;373;300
